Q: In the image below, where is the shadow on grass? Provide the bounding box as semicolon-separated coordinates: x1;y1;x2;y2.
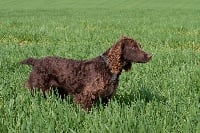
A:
0;108;8;133
115;87;167;106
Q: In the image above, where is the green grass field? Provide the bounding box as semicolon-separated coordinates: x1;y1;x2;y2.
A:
0;0;200;132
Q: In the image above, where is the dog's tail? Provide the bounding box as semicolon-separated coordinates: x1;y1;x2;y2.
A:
20;58;38;66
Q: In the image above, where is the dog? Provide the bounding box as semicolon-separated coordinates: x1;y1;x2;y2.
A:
21;36;152;110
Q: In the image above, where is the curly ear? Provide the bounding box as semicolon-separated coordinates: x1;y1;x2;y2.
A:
105;40;124;74
123;62;132;72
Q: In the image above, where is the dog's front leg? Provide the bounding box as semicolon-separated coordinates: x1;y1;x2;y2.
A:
73;91;95;111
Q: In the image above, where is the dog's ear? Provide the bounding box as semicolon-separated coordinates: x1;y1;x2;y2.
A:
105;39;125;74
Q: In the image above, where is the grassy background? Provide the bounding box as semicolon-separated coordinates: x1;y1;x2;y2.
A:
1;0;200;9
0;0;200;132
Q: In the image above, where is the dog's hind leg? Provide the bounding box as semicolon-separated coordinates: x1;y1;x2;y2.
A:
25;70;50;97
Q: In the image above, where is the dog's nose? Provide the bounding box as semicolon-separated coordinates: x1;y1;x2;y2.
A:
146;54;152;59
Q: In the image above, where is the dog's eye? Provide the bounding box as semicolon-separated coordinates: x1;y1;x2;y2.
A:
133;44;138;48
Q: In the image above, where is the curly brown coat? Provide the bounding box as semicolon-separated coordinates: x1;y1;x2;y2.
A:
21;36;152;111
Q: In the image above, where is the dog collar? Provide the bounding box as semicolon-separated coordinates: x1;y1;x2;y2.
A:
100;54;118;81
100;54;107;64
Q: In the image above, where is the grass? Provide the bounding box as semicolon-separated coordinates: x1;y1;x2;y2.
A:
0;0;200;132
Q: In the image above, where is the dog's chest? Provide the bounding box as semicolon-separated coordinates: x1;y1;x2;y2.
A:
100;74;119;97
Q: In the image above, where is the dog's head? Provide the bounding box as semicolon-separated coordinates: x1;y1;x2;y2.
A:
122;36;152;63
104;36;152;74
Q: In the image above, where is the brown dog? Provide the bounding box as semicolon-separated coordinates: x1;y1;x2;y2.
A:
21;36;152;110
